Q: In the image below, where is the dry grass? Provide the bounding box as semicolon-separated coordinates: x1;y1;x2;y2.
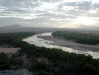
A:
0;48;20;54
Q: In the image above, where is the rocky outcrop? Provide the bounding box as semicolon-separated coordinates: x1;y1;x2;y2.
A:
0;69;33;75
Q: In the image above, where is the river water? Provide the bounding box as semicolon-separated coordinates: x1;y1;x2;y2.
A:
23;32;99;59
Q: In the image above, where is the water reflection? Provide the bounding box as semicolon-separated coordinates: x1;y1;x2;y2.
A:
23;32;99;59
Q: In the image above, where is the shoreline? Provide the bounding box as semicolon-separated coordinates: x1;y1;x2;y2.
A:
38;36;99;51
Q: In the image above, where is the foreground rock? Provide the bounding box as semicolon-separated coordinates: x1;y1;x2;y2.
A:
0;69;33;75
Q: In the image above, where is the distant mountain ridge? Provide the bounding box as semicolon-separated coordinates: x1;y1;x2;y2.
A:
2;24;24;28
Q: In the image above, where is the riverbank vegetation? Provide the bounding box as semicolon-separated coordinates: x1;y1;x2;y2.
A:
52;31;99;45
0;32;99;75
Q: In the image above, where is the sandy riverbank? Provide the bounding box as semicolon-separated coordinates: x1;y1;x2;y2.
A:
38;36;99;51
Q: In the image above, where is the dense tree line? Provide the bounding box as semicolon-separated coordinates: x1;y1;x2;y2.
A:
0;32;99;75
52;31;99;45
0;32;35;47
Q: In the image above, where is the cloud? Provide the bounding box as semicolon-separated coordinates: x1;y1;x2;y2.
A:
0;0;99;28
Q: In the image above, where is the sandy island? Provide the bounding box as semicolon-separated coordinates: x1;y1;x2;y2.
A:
38;36;99;51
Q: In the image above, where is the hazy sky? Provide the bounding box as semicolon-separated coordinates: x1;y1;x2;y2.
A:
0;0;99;28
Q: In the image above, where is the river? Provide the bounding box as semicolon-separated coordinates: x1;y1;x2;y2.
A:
23;32;99;59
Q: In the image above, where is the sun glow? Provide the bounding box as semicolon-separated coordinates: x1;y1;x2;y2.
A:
74;16;95;25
